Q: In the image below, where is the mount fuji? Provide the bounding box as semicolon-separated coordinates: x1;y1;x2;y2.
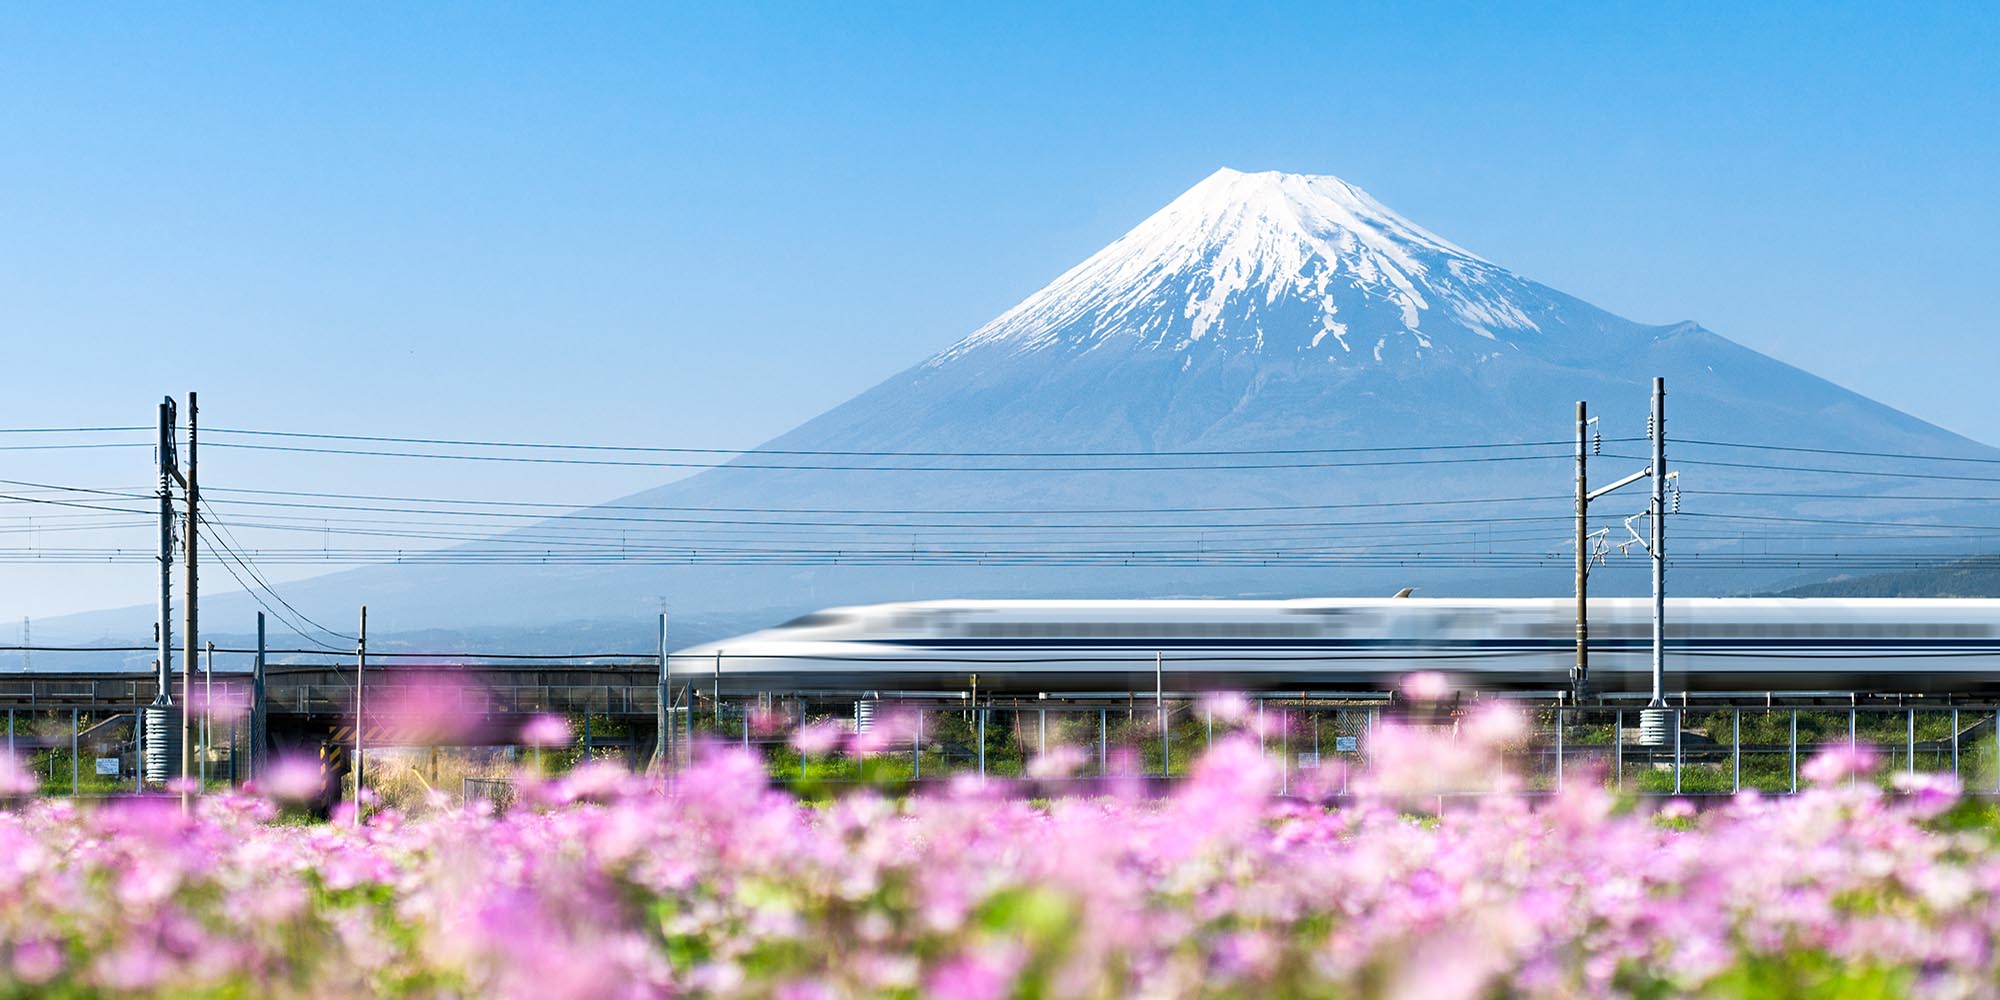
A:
41;168;2000;654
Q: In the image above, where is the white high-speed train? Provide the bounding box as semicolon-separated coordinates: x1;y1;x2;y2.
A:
670;597;2000;695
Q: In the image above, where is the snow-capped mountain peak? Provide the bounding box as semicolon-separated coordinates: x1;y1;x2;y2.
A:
938;167;1557;366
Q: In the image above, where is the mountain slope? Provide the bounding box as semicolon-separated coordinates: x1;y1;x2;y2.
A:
37;168;1999;654
1769;557;2000;598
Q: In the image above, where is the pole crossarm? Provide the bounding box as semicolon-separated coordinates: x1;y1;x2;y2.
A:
1586;466;1652;503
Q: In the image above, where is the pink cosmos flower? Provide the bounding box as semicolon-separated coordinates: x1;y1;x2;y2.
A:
187;685;251;724
367;670;491;745
258;755;327;803
747;705;788;737
1400;671;1452;702
925;953;1012;1000
790;720;846;756
11;939;61;984
0;753;37;796
1657;798;1697;821
1461;702;1527;747
1201;691;1251;725
520;714;573;748
1026;745;1087;781
1891;770;1961;818
1801;743;1880;785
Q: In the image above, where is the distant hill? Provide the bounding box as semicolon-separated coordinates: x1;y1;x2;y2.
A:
1768;557;2000;598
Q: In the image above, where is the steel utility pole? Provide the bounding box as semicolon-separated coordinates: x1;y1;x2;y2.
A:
251;613;266;781
201;642;213;784
1572;378;1675;713
1648;377;1668;709
1155;651;1167;777
150;397;181;785
1573;401;1589;701
654;612;670;773
354;605;366;820
182;391;198;796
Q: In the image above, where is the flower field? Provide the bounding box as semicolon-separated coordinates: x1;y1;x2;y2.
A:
3;701;1999;999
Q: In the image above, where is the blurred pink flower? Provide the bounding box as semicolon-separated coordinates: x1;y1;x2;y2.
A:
367;670;490;745
791;720;846;756
187;685;250;724
11;939;61;984
851;711;917;757
1892;770;1961;818
747;705;788;737
1201;691;1251;725
1400;671;1452;702
1026;745;1087;781
925;953;1012;1000
1462;702;1527;747
258;755;326;803
0;753;38;796
0;695;1992;998
520;714;573;748
1801;743;1880;785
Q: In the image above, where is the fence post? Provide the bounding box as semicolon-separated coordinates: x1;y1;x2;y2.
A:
1098;708;1107;775
1907;708;1916;775
1555;706;1564;792
1615;708;1624;791
134;710;144;792
1849;707;1859;790
1365;706;1376;772
1732;710;1740;792
1952;708;1960;777
1790;710;1798;793
72;708;80;795
977;709;986;779
1278;708;1287;795
913;709;922;780
1672;707;1683;795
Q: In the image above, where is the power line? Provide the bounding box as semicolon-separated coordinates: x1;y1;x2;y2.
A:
1682;439;2000;466
207;425;1617;458
204;440;1577;472
202;485;1574;517
196;531;352;651
0;443;150;452
197;501;358;646
0;426;147;434
1675;458;2000;485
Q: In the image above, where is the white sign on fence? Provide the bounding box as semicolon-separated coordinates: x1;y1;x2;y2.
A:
1334;736;1359;752
1296;752;1320;770
94;757;120;776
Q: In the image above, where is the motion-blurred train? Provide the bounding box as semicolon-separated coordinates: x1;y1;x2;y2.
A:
670;597;2000;696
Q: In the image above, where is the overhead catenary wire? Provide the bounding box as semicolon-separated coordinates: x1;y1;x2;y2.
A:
207;425;1622;458
204;440;1582;472
197;500;360;646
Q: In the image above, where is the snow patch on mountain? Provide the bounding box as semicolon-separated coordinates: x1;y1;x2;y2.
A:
936;167;1554;366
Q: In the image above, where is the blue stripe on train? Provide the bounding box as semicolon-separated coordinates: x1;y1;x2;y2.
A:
876;636;2000;652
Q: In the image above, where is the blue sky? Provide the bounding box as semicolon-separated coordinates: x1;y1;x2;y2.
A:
3;3;1997;619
